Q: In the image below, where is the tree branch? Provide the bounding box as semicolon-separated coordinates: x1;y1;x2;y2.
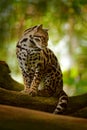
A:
0;104;87;130
0;61;87;118
0;87;87;118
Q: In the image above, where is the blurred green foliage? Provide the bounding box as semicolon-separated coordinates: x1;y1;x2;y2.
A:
0;0;87;96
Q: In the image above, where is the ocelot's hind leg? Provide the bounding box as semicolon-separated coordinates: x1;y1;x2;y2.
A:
38;66;59;97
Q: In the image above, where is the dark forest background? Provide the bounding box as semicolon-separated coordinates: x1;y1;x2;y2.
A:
0;0;87;96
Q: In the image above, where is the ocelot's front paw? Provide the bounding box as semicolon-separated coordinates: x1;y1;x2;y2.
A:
28;87;37;96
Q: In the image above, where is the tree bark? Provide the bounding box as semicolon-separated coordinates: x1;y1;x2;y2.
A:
0;104;87;130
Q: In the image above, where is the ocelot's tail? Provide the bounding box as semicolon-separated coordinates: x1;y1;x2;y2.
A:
53;90;68;114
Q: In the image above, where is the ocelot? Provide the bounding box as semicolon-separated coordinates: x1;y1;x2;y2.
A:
16;24;68;114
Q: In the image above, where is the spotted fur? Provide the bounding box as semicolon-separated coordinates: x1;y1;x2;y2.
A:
16;24;68;114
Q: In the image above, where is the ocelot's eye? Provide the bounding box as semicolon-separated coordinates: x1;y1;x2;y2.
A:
30;35;32;38
35;38;40;42
20;38;28;43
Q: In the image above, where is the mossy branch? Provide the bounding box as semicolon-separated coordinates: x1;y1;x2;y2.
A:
0;61;87;119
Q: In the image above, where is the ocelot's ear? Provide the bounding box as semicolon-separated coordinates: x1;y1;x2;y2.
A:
24;25;37;33
35;24;43;31
38;24;43;29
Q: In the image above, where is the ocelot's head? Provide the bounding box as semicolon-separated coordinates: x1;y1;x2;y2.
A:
19;24;49;49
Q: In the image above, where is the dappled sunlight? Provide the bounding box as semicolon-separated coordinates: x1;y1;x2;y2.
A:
49;36;74;71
